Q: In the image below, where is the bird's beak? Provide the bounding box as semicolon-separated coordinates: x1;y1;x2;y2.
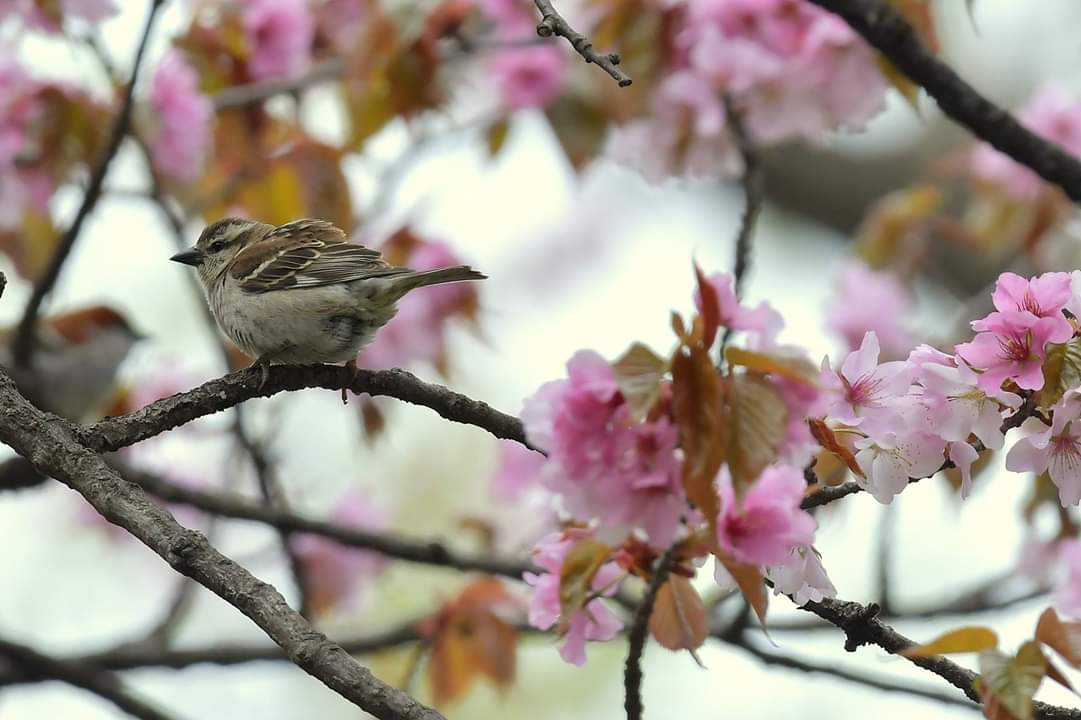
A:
170;247;203;267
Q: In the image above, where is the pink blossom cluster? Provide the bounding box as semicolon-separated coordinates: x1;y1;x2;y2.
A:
611;0;887;180
358;238;479;370
475;0;566;109
968;84;1081;199
148;51;213;182
243;0;315;81
0;55;48;228
3;0;117;32
826;259;912;358
523;529;623;665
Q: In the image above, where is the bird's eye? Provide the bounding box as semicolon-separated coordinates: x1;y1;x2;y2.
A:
208;240;226;253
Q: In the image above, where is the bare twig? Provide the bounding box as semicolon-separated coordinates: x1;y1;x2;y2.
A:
0;637;178;720
212;59;345;110
722;96;763;300
532;0;632;87
806;0;1081;204
81;364;539;454
0;370;444;720
623;545;678;720
12;0;164;366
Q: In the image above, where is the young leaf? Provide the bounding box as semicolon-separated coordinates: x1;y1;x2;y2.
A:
807;418;864;478
429;615;479;705
649;576;708;653
671;345;726;529
726;374;787;494
1035;607;1081;667
486;118;511;158
558;537;612;629
717;549;768;626
900;625;999;657
1037;339;1081;409
877;1;939;111
725;347;818;386
978;642;1047;720
694;262;721;349
612;342;668;421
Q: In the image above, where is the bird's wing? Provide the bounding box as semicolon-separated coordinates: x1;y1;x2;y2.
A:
230;220;406;293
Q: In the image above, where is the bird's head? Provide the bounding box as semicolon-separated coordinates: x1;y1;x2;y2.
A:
171;217;271;284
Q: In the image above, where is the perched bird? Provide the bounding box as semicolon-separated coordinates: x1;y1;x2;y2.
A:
170;217;486;401
0;306;143;421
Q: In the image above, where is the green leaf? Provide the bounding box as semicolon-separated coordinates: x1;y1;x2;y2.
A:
612;342;668;421
725;374;787;494
1037;338;1081;408
978;642;1047;720
900;626;998;657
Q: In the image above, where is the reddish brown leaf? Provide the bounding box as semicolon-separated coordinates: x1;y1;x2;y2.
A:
726;373;787;494
649;575;707;652
717;549;767;626
1036;607;1081;668
558;537;612;631
671;345;726;530
694;262;721;349
808;418;864;478
428;616;478;705
470;613;517;689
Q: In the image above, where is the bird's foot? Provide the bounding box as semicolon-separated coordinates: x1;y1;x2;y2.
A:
341;358;358;405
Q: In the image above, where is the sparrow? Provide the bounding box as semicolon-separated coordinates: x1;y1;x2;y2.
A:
0;306;143;421
170;217;486;401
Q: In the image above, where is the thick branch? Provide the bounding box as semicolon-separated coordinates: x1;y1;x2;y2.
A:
623;546;677;720
533;0;631;87
0;637;178;720
82;364;538;453
806;0;1081;204
129;469;533;579
12;0;164;365
0;371;443;720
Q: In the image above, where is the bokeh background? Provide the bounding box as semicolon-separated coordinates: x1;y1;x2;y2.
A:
3;0;1081;717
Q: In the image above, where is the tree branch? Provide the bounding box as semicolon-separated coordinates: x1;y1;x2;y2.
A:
127;468;533;580
11;0;164;366
533;0;632;87
81;364;539;454
623;545;677;720
0;637;178;720
0;371;444;720
805;0;1081;204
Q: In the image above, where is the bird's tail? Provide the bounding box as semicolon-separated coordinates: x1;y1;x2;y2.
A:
390;265;487;297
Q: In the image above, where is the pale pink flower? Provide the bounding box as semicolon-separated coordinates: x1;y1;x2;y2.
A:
4;0;116;31
490;439;545;502
826;260;911;357
523;530;624;665
956;310;1067;392
148;51;212;182
854;430;946;504
947;440;980;498
991;272;1073;325
490;44;565;110
243;0;315;81
913;356;1021;451
969;84;1081;199
1055;539;1081;617
716;465;816;566
292;491;389;614
766;545;836;606
1017;535;1061;585
1006;392;1081;506
824;331;913;432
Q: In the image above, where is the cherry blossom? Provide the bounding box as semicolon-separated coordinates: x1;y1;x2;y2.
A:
243;0;315;81
1006;392;1081;506
826;260;912;357
824;331;913;432
956;310;1067;392
912;355;1021;451
716;465;817;566
490;44;566;110
292;491;390;615
148;52;212;182
490;439;546;502
766;545;837;606
853;430;946;504
695;270;783;348
523;530;624;665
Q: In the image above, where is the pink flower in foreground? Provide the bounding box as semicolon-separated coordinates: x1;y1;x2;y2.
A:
523;530;623;665
1055;540;1081;617
766;545;836;606
490;44;565;110
853;430;945;504
969;85;1081;199
824;331;913;432
490;439;546;502
991;272;1073;325
1006;392;1081;506
292;491;389;614
716;465;816;566
826;260;911;357
243;0;315;81
956;310;1067;393
148;52;212;181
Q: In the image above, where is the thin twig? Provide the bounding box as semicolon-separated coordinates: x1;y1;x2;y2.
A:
806;0;1081;203
722;96;762;301
532;0;632;87
0;637;179;720
623;545;678;720
212;59;345;110
12;0;164;366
